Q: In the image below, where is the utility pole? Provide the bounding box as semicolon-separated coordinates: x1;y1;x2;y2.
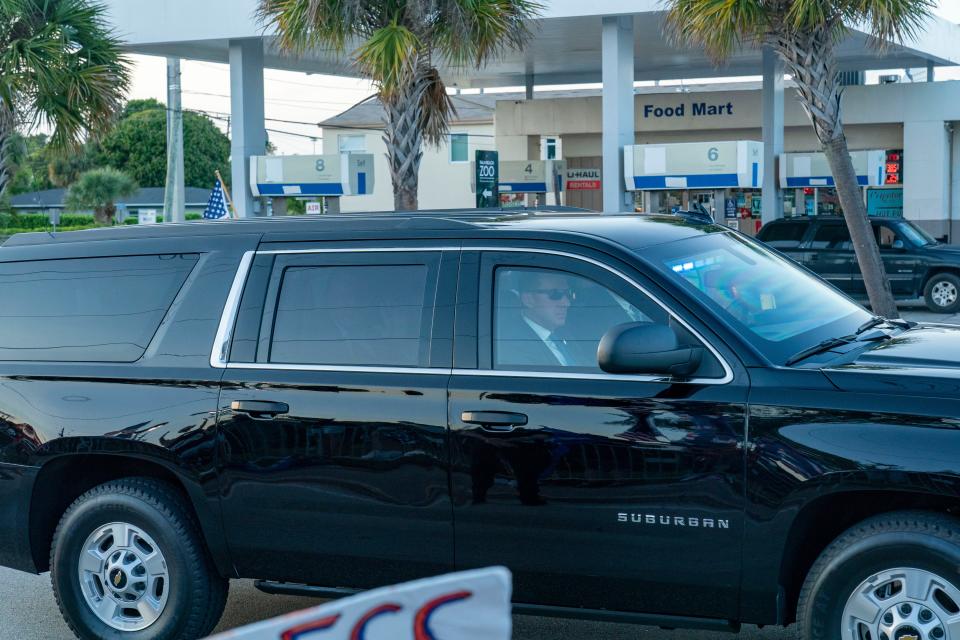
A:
163;57;185;223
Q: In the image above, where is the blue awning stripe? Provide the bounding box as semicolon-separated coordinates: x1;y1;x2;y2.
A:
631;174;742;189
785;176;868;188
256;183;345;196
499;181;548;193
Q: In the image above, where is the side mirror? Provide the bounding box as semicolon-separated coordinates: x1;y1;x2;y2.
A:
598;323;704;377
892;239;906;250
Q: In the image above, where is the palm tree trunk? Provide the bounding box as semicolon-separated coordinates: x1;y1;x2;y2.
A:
774;31;899;318
822;136;898;317
0;102;15;199
383;65;430;211
94;204;116;225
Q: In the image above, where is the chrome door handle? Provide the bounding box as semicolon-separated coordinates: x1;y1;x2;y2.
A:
461;411;528;432
230;400;289;419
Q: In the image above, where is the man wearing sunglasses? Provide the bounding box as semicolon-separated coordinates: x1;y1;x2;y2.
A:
512;270;578;367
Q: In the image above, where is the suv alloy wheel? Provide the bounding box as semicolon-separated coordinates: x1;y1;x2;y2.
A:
924;273;960;313
50;477;228;640
798;512;960;640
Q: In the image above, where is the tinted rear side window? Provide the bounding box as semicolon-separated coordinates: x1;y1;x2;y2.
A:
270;264;429;367
760;222;808;248
0;254;199;361
810;223;852;250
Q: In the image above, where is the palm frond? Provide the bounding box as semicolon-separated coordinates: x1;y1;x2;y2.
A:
418;65;454;146
1;0;130;153
843;0;937;49
664;0;769;63
356;21;421;97
434;0;542;68
257;0;373;54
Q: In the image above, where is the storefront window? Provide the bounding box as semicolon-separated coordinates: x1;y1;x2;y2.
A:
783;190;798;217
817;188;842;216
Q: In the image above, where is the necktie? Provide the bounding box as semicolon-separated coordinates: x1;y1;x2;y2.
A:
548;332;573;366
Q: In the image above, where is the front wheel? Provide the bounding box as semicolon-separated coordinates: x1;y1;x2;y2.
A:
50;477;228;640
797;512;960;640
924;273;960;313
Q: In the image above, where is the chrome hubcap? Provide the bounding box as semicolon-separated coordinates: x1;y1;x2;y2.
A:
843;568;960;640
932;281;958;308
78;522;169;631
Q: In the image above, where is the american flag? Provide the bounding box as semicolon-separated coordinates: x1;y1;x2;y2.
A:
203;181;229;219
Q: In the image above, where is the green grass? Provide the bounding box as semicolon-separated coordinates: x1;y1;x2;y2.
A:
0;212;205;237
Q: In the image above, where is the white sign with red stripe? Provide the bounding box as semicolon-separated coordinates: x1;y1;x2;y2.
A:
565;168;601;191
205;567;512;640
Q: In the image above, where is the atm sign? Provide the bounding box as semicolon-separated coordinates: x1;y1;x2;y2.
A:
565;168;601;191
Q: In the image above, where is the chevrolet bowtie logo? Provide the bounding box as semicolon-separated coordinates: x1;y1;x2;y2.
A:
113;572;122;586
898;635;919;640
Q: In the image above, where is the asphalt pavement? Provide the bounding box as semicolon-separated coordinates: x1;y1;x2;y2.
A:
0;567;790;640
0;306;951;640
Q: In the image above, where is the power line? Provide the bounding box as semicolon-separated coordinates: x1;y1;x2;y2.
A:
189;60;373;92
168;105;327;131
183;89;367;109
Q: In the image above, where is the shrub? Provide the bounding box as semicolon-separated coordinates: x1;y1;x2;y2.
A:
65;168;138;224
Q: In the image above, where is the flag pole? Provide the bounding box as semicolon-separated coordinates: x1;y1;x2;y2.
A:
215;170;237;219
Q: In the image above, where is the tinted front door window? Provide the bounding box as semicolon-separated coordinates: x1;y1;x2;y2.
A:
494;267;652;371
872;222;920;296
492;265;723;377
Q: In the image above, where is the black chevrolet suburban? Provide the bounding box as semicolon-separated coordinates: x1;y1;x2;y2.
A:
2;211;960;640
758;215;960;313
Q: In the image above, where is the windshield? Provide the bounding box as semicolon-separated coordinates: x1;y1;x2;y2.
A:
643;231;872;364
896;220;938;247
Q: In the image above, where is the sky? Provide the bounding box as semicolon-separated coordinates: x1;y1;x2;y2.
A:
120;1;960;156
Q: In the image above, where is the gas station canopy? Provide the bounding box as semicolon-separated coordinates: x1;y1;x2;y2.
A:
103;0;960;87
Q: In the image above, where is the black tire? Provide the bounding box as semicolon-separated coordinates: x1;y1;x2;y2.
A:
797;511;960;640
50;477;228;640
924;272;960;313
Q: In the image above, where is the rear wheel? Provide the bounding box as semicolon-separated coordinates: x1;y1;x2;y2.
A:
797;512;960;640
924;273;960;313
50;477;228;640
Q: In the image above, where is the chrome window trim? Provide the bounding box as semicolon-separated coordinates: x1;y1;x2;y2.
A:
451;368;676;383
224;362;452;375
210;245;735;385
210;250;255;368
258;246;461;255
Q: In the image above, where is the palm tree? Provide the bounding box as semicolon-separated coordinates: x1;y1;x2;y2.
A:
0;0;130;198
664;0;936;319
65;166;137;224
258;0;541;211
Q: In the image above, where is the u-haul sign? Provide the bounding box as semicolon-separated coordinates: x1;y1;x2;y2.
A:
565;168;601;191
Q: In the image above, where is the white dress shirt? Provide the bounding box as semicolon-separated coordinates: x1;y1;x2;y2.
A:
522;315;568;366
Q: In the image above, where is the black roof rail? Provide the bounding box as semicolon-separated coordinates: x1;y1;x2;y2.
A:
0;205;600;247
670;210;716;225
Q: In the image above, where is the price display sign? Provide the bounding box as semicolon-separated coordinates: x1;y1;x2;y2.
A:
884;150;903;185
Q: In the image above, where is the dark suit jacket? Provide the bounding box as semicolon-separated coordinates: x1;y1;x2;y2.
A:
495;312;565;368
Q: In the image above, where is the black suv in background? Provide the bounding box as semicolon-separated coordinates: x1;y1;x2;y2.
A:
2;211;960;640
758;215;960;312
